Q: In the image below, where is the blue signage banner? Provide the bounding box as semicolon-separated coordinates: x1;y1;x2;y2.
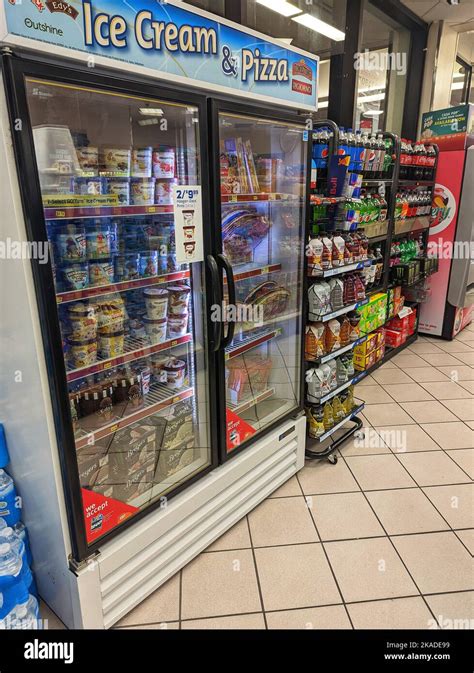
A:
1;0;319;110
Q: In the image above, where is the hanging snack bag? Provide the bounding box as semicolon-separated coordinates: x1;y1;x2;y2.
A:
307;236;323;274
339;315;351;346
306;406;325;439
332;234;346;268
307;367;328;402
321;235;333;270
308;282;331;320
348;311;361;341
305;322;325;360
324;318;341;353
329;278;345;311
325;361;337;391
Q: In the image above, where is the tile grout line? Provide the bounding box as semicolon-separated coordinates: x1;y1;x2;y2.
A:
245;513;269;630
337;450;440;625
178;569;183;631
295;471;355;630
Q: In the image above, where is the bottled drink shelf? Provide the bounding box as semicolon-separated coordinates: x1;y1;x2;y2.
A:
67;333;193;382
56;270;190;304
44;204;175;220
398;179;435;187
74;384;194;450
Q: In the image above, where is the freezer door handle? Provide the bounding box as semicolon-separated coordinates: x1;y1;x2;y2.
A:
217;253;236;349
207;255;223;352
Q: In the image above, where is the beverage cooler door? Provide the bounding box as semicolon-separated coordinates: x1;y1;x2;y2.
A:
212;103;308;458
14;70;216;558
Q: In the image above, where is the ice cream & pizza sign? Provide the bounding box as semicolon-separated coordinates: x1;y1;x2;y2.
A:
1;0;319;110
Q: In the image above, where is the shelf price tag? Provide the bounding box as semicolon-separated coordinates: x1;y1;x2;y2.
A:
173;186;204;265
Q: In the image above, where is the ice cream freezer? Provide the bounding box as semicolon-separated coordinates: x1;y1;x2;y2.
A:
0;0;317;628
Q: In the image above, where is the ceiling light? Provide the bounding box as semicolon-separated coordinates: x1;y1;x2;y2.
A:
139;107;164;116
138;118;160;126
357;93;386;103
277;38;294;44
256;0;302;18
363;110;384;116
318;100;329;108
292;13;345;41
450;82;464;90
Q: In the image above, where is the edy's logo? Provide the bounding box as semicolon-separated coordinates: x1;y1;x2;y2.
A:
24;640;74;665
292;59;313;81
46;0;78;19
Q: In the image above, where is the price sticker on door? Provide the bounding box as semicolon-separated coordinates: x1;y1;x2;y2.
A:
173;186;204;264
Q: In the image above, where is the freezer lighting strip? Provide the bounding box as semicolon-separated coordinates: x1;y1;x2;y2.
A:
306;334;368;365
308;259;372;279
74;386;194;450
44;204;175;220
311;298;369;324
311;403;365;443
67;333;193;382
227;264;282;284
56;270;190;304
227;387;276;415
226;328;282;360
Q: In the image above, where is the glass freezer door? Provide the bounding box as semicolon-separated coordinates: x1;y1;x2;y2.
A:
24;79;213;546
217;112;307;453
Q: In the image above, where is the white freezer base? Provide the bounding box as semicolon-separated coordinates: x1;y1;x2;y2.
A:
71;415;305;629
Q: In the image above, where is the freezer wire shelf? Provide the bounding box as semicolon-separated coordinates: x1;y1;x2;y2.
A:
308;259;372;279
67;333;193;382
44;203;175;220
221;192;301;204
74;383;194;450
227;387;276;415
226;327;282;360
227;263;282;284
306;334;368;365
56;270;190;304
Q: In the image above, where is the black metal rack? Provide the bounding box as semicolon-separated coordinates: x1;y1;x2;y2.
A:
304;124;440;464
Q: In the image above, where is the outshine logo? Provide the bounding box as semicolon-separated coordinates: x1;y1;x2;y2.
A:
24;639;74;665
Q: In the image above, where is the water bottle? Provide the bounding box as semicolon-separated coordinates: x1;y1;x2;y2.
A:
0;527;35;596
13;521;33;567
0;518;7;533
10;592;40;630
0;470;20;527
0;542;23;625
0;425;9;469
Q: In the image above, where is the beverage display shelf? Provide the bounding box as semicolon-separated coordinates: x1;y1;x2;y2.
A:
221;193;300;204
226;327;282;360
306;334;368;365
309;403;366;444
225;263;282;284
311;298;369;324
67;333;192;382
307;376;356;406
310;195;355;205
56;270;190;304
227;387;275;415
393;222;431;236
367;233;389;244
74;385;194;450
308;259;371;279
44;204;174;220
361;178;394;186
398;179;435;187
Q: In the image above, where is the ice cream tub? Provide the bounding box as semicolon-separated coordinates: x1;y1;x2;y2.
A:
105;178;130;205
131;177;155;205
167;285;191;315
143;316;167;343
131;148;152;178
167;312;188;338
56;228;87;263
69;337;97;368
115;253;140;281
89;260;114;287
152;147;175;179
150;354;170;383
144;287;168;319
76;146;99;176
139;251;158;278
164;359;186;390
75;177;104;196
155;179;177;205
62;263;89;290
102;148;131;176
86;224;111;259
68;303;97;340
98;330;125;359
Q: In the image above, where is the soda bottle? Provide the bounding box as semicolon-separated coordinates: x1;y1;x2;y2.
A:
338;128;349;164
406;140;414;179
374;133;384;178
383;137;393;177
379;194;388;222
346;128;357;171
361;131;371;177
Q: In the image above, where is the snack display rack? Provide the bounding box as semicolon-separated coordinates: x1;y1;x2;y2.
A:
304;122;440;463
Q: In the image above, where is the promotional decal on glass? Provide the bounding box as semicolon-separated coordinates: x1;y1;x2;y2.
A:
173;185;204;264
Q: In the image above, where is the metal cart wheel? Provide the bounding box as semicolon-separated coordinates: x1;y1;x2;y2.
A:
327;453;338;465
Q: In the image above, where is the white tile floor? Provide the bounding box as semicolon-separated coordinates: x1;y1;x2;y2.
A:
44;327;474;630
